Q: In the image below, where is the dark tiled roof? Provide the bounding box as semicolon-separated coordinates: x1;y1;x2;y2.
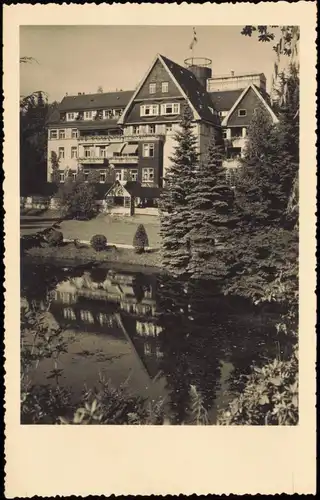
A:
59;90;134;112
160;55;221;125
208;89;244;112
125;181;161;199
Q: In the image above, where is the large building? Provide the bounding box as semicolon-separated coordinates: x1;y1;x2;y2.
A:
47;53;278;208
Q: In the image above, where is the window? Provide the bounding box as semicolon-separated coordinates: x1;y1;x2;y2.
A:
63;308;76;320
71;147;77;158
99;170;106;183
219;110;228;117
84;170;89;182
115;169;123;181
144;342;152;355
238;109;247;117
156;346;164;358
142;168;154;183
165;123;173;132
59;172;65;183
50;130;57;139
67;112;75;121
59;129;65;139
72;172;77;181
103;109;113;119
71;129;78;139
142;143;155;157
140;104;159;117
149;83;156;94
222;129;228;139
161;103;180;115
130;169;138;181
84;146;91;158
84;111;93;120
133;125;140;135
80;310;94;323
58;147;65;159
162;82;169;93
148;124;156;134
99;146;106;157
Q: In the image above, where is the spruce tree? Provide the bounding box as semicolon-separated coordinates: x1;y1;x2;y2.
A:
185;137;237;280
50;151;60;185
159;104;199;275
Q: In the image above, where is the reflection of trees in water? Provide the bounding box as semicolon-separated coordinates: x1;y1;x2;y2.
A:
156;276;225;424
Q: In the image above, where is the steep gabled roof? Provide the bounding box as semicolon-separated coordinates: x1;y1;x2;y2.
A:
221;84;278;126
160;55;220;125
209;89;244;112
118;54;220;126
58;90;134;112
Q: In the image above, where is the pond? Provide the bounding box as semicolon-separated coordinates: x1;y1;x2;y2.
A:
20;259;282;425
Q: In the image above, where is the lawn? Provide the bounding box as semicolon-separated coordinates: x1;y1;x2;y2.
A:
21;211;161;248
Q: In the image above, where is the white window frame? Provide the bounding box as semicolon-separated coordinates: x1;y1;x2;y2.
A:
142;168;154;183
165;123;173;133
99;146;107;158
238;109;247;117
58;147;65;159
133;125;140;135
84;111;93;120
59;129;65;139
142;143;155;158
103;109;113;119
59;172;65;183
162;82;169;93
99;170;106;183
148;124;156;134
144;342;152;355
50;129;57;139
72;172;77;181
84;170;89;182
115;169;123;182
130;169;138;181
160;103;180;115
71;129;78;139
67;112;75;121
71;146;77;158
140;104;159;117
149;83;156;94
222;129;228;139
83;146;91;158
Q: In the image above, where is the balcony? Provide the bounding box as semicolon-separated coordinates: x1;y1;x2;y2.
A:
123;133;165;141
78;155;138;165
78;135;124;144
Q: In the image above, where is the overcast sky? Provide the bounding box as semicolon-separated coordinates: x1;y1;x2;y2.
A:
20;25;278;102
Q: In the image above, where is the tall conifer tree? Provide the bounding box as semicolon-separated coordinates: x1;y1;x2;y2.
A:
159;104;199;275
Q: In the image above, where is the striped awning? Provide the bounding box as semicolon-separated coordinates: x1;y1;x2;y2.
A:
122;143;138;155
106;143;125;154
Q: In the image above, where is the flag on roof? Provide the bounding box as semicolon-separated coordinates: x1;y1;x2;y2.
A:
189;27;198;50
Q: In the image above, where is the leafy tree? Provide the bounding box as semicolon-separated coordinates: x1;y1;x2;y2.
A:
159;104;199;275
97;86;104;94
56;173;97;220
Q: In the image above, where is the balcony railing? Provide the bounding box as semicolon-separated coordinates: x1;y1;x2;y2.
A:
78;135;124;143
78;155;138;164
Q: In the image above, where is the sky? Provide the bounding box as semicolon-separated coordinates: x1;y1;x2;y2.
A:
20;25;279;102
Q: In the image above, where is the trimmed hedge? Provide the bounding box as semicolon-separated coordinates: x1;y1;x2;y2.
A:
90;234;107;252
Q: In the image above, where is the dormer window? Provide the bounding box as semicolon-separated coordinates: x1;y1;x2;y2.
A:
149;83;156;94
67;112;76;121
162;82;169;93
103;109;113;119
84;111;93;120
140;104;159;117
238;109;247;117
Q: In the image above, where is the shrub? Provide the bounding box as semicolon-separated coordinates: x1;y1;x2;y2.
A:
133;224;149;253
46;230;63;247
90;234;107;252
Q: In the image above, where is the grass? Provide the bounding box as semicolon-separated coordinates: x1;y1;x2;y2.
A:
21;211;161;247
25;242;162;269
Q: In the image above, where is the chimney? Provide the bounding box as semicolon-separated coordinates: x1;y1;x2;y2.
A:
78;92;82;95
231;70;235;77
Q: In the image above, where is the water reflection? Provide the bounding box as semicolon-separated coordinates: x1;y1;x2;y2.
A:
21;262;281;424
